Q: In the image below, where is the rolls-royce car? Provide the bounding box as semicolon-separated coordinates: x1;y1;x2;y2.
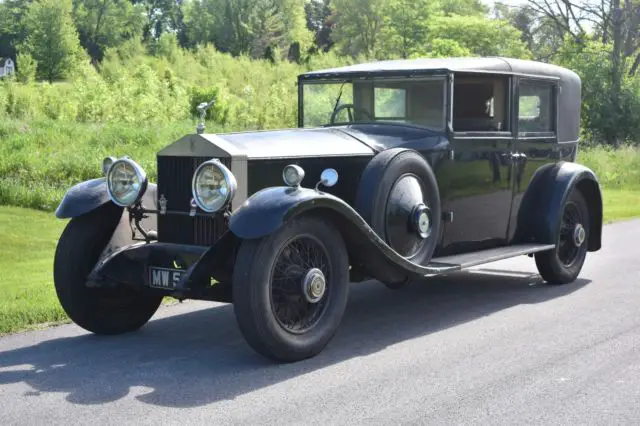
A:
53;57;602;363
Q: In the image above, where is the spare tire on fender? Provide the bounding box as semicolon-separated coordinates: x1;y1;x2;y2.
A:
355;148;442;272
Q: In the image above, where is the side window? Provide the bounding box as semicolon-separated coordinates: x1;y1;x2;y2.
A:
374;87;406;120
518;81;555;134
453;75;509;132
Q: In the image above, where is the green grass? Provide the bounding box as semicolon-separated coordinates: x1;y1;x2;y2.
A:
602;189;640;223
1;186;637;334
0;207;68;334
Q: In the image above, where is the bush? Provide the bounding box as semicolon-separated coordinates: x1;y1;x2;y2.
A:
15;52;38;84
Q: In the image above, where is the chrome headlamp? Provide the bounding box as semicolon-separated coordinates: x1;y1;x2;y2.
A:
106;158;148;207
192;159;237;213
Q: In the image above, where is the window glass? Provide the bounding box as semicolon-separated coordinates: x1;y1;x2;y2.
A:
374;88;406;119
302;77;446;130
518;81;555;133
453;76;509;132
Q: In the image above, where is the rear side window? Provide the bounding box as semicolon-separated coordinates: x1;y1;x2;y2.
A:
518;81;555;134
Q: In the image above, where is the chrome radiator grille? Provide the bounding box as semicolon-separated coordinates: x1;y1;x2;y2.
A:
156;156;231;246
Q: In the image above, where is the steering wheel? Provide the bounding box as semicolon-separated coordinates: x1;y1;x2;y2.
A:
330;104;373;124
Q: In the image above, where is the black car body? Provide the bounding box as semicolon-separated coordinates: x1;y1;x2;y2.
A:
54;57;602;362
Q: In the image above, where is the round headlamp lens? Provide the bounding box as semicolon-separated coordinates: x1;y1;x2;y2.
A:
193;160;236;213
107;159;147;207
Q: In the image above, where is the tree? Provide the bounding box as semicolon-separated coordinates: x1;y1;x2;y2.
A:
380;0;437;59
493;3;565;60
438;0;489;16
427;14;531;58
330;0;388;58
182;0;311;60
131;0;186;42
305;0;334;52
527;0;640;145
72;0;144;63
0;0;33;60
23;0;84;82
251;0;285;59
277;0;313;59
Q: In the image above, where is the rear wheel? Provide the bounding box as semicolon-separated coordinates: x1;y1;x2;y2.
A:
232;216;349;362
535;189;590;285
53;204;163;334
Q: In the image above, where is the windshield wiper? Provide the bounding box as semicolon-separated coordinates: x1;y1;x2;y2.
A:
330;82;347;122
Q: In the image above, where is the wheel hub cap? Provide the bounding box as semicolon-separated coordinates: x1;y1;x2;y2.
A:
302;268;326;303
573;224;586;247
412;203;432;239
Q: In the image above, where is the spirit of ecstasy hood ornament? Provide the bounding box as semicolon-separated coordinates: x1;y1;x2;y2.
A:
196;99;215;134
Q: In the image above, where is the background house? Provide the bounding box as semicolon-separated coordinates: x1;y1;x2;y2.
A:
0;58;15;78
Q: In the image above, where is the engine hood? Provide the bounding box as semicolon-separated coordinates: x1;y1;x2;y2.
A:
157;127;375;160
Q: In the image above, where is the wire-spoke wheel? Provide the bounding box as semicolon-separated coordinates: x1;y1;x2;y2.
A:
535;189;590;285
270;235;331;334
233;216;349;362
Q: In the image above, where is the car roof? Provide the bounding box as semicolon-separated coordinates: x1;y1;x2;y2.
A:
299;56;582;144
299;57;579;82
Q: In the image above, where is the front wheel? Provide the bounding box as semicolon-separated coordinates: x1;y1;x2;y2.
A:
232;216;350;362
53;204;163;335
534;189;590;285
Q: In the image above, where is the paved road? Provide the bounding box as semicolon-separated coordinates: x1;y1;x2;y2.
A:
1;220;639;425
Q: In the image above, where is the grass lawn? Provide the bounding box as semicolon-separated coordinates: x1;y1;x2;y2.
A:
1;187;639;335
0;207;69;334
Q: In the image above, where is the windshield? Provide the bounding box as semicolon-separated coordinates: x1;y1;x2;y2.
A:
301;77;446;130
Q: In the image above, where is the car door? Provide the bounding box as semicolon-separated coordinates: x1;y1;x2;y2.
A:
507;76;573;242
437;73;516;256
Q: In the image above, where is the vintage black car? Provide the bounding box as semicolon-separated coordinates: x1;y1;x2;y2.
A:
53;57;602;362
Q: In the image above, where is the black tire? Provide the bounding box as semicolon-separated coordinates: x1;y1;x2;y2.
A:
53;204;163;335
232;215;350;362
535;189;590;285
355;148;442;289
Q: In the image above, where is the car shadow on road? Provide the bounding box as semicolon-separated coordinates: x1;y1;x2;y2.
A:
0;269;590;408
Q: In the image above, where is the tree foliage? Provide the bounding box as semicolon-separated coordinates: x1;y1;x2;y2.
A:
72;0;145;63
22;0;84;83
427;14;531;58
0;0;33;60
0;0;638;146
182;0;311;60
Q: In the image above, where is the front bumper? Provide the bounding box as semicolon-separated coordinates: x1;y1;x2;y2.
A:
87;231;237;302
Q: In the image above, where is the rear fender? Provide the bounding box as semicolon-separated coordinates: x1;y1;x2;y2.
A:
515;161;603;251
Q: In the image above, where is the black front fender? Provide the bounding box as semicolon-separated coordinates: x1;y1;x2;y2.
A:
228;187;459;282
55;178;113;219
228;186;356;240
55;179;157;219
516;161;603;251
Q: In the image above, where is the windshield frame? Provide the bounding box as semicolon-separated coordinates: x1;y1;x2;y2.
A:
297;74;449;130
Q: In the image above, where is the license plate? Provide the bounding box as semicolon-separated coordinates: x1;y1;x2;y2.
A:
148;267;184;290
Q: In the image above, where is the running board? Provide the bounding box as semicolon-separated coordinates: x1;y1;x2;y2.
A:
426;243;555;272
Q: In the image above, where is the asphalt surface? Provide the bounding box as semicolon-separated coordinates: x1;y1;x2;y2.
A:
1;219;639;425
